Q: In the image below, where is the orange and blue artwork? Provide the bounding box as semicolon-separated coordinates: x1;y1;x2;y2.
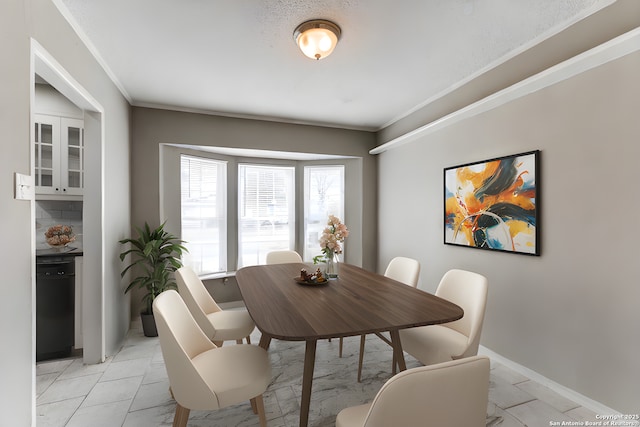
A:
444;150;539;255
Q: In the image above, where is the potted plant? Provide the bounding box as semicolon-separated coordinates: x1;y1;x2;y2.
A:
119;222;187;336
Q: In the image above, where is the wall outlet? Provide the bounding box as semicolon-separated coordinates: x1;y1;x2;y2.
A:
15;173;34;200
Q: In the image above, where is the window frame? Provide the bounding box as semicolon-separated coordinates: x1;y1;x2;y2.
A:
303;164;346;262
237;162;296;268
179;154;228;275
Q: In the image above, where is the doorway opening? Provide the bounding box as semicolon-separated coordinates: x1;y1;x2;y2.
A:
32;39;105;364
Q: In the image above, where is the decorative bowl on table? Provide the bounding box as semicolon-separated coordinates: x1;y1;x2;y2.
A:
45;225;76;250
294;268;328;286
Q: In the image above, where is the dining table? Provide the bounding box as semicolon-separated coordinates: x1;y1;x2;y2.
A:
235;262;464;427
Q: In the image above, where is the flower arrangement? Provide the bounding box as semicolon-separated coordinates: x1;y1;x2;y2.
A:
314;215;349;278
319;214;349;256
45;225;76;247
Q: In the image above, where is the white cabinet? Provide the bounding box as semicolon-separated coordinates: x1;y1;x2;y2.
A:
34;114;84;198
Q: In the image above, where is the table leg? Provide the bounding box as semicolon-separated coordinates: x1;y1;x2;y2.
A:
389;330;407;372
300;340;317;427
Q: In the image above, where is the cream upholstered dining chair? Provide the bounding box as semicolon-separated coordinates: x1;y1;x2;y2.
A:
153;290;271;427
382;256;421;288
265;250;303;264
176;266;254;346
353;256;421;381
399;269;488;366
335;355;490;427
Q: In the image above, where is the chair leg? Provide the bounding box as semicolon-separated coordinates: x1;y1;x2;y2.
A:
172;403;190;427
236;339;243;344
392;352;397;375
357;334;366;382
258;334;272;350
250;397;258;414
246;335;251;344
254;394;268;427
339;337;343;357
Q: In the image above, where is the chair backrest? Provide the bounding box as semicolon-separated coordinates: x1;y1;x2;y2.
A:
384;257;421;287
435;269;488;359
265;250;303;264
362;356;490;427
153;290;220;409
176;266;221;339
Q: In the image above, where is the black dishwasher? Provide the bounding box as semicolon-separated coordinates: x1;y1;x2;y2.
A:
36;256;75;361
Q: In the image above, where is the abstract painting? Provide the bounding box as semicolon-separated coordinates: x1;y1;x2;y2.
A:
444;150;539;255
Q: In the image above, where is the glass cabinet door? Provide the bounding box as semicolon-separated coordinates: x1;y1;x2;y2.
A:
33;114;84;197
64;120;84;191
34;115;59;193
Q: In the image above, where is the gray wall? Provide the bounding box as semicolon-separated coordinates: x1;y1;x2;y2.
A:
130;107;377;313
376;48;640;412
1;0;131;424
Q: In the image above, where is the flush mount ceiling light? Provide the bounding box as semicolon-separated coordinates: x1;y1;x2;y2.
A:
293;19;341;60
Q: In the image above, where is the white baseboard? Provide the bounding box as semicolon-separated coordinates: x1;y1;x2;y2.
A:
479;345;621;416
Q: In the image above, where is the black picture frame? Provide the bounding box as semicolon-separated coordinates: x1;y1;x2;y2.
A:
443;150;540;256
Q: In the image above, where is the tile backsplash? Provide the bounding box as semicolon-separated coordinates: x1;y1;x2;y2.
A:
36;200;83;250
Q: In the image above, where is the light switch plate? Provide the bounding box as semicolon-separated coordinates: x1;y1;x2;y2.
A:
15;172;34;200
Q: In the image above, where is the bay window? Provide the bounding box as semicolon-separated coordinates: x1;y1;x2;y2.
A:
176;148;349;275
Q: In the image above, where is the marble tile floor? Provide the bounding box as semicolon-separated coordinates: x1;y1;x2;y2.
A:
37;322;603;427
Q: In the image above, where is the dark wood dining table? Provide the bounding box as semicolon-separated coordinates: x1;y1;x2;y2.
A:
235;262;464;427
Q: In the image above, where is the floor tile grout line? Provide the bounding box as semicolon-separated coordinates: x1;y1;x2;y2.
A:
499;397;538;410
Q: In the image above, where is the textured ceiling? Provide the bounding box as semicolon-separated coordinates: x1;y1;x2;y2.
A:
57;0;610;130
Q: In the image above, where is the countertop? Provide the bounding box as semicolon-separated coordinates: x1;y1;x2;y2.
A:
36;247;84;258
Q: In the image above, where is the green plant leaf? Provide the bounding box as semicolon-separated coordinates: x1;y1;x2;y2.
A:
119;221;187;312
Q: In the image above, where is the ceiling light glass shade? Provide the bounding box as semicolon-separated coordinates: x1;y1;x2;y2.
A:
294;20;341;60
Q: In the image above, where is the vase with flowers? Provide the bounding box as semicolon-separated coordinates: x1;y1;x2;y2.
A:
45;225;76;251
314;215;349;279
